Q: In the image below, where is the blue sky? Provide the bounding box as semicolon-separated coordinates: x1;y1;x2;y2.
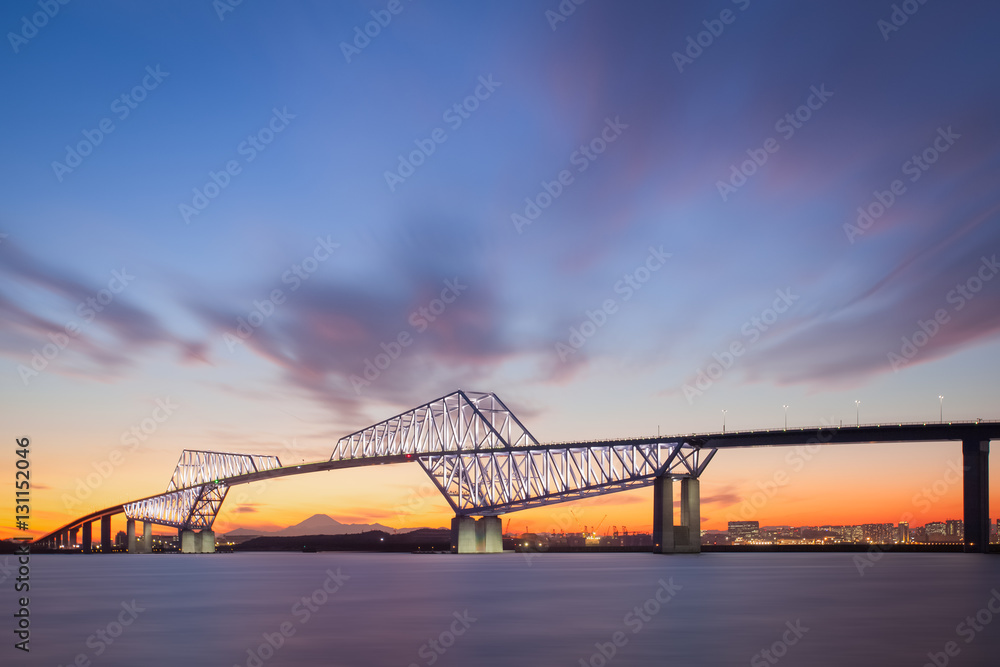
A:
2;1;999;533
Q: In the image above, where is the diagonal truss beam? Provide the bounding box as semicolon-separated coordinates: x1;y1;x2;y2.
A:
167;450;281;491
123;483;229;530
417;441;714;515
330;390;537;460
118;393;718;530
124;450;280;530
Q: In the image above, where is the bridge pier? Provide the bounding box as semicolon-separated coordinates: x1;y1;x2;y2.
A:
126;520;156;554
452;516;502;553
476;517;503;553
452;517;477;553
197;530;216;553
963;439;990;553
653;476;674;552
82;522;92;553
100;516;112;553
180;529;197;553
653;476;701;554
70;527;78;549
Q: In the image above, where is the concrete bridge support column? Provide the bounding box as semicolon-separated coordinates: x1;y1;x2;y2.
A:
451;516;477;553
197;530;216;553
100;516;112;553
127;519;137;553
82;522;92;554
653;476;701;554
475;517;503;553
676;478;701;553
180;530;197;553
963;439;990;553
69;528;78;549
141;522;152;553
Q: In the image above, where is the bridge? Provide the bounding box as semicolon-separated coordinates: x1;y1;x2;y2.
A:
33;390;998;554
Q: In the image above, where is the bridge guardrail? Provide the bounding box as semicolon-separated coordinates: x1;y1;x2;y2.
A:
535;419;1000;447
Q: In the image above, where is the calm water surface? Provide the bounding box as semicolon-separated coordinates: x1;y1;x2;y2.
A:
16;552;1000;666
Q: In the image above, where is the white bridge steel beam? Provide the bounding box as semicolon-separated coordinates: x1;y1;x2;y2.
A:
331;390;537;460
418;442;716;516
123;483;229;530
120;392;719;531
124;450;282;530
167;450;282;491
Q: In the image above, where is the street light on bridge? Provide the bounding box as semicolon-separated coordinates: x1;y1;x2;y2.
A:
854;400;861;426
939;395;944;423
722;409;727;433
783;405;788;429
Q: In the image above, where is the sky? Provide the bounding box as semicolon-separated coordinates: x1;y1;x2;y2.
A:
1;0;999;540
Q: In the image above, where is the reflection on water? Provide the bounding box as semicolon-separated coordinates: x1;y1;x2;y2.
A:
24;552;1000;666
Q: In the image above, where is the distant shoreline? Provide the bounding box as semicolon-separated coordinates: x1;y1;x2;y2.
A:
6;533;996;555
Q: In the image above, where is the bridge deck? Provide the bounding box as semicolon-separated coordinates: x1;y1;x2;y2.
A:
542;420;1000;449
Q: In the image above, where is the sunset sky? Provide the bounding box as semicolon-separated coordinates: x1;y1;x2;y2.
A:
2;1;999;540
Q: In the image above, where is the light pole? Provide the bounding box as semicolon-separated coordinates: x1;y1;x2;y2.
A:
722;409;727;433
854;400;861;426
938;395;944;423
783;405;788;429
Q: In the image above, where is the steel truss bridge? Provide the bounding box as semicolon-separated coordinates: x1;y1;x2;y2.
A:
33;390;999;554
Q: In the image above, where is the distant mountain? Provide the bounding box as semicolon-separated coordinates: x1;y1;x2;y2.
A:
225;514;397;537
233;528;453;553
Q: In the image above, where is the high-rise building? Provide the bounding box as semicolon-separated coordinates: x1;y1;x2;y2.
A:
945;519;964;540
861;523;895;544
924;522;946;542
897;522;910;544
728;521;759;542
115;530;127;546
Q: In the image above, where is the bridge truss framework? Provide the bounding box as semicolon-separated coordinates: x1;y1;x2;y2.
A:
118;392;709;533
33;390;996;555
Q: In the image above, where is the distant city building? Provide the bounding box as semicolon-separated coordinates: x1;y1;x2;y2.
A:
702;532;732;546
819;525;843;542
898;522;910;544
621;532;652;547
945;519;964;540
923;522;949;542
728;521;759;542
861;523;895;544
925;522;946;536
838;525;864;542
115;530;127;546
